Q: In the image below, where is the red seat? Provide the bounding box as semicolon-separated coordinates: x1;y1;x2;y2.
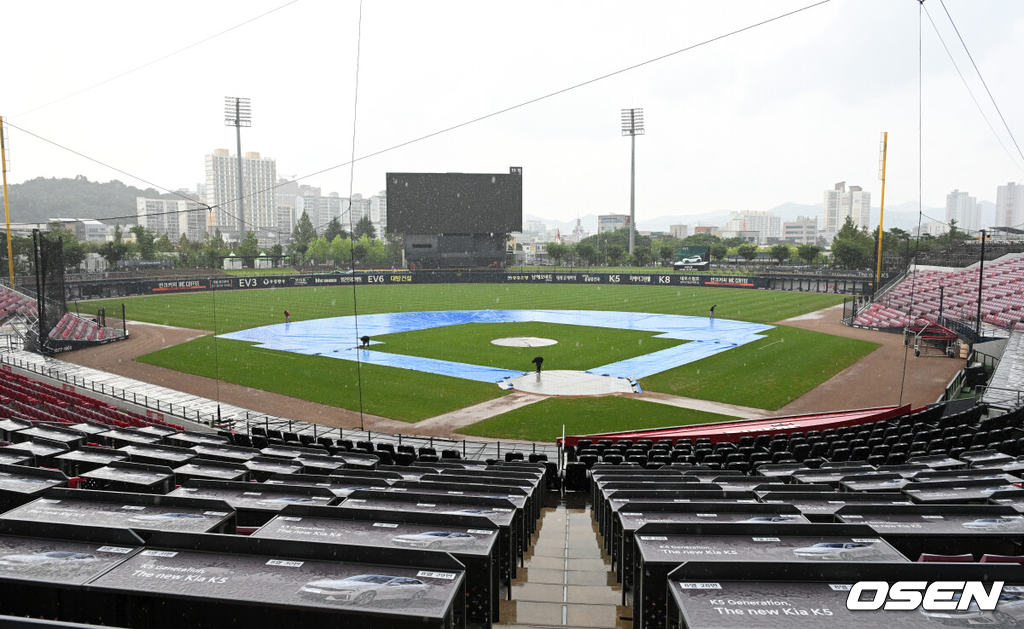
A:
918;553;973;562
980;555;1024;565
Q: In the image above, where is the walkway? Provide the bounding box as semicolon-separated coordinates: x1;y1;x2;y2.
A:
496;494;629;628
983;329;1024;409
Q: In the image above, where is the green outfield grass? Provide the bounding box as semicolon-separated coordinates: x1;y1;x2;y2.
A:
640;326;878;410
85;284;868;431
457;396;744;442
136;335;502;422
84;283;844;331
377;322;683;372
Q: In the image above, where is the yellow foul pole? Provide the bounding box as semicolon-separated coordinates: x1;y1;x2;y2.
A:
0;117;13;285
875;131;888;288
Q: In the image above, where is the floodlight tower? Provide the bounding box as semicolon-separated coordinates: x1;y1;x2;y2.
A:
224;97;251;241
621;108;644;255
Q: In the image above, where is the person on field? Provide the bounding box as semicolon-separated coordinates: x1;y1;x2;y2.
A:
709;305;716;319
284;310;291;323
360;335;371;348
532;356;544;374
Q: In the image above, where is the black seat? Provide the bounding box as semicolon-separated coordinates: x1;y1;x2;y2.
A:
393;452;415;465
564;462;588;491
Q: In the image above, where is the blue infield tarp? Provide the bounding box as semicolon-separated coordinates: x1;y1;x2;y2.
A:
219;310;773;383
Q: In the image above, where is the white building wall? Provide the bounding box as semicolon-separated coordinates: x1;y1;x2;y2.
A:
996;182;1024;228
204;149;277;241
946;189;980;232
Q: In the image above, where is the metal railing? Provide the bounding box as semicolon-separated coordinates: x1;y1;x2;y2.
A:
0;350;559;462
978;385;1024;410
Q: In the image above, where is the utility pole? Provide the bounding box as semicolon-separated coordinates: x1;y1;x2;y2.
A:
976;229;986;338
875;132;888;289
0;117;13;284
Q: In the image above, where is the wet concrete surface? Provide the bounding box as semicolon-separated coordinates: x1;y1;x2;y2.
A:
495;493;631;628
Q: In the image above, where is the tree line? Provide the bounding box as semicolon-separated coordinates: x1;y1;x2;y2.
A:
535;218;973;271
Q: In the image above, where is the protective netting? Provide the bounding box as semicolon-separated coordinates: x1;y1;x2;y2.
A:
33;229;68;344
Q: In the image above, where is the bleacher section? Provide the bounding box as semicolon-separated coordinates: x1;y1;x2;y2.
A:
0;284;125;346
0;370;550;627
854;253;1024;331
5;368;1024;625
0;369;181;431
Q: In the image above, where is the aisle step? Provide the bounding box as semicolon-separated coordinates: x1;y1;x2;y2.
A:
494;493;630;628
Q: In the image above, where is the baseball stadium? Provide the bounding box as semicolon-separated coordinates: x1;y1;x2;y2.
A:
2;2;1024;629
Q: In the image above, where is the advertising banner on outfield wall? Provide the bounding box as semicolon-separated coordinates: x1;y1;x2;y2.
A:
130;272;766;295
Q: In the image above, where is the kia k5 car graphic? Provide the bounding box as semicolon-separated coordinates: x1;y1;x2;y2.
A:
299;574;430;605
962;517;1024;531
127;512;207;523
391;531;477;549
0;551;98;566
793;542;882;560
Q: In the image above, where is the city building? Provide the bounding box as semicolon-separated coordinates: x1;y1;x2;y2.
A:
349;194;371;231
913;220;949;238
783;216;819;245
598;214;630;234
723;211;780;245
369;190;387;237
669;224;689;239
204;148;278;242
946;189;980;232
996;182;1024;228
823;181;871;236
136;198;207;242
524;220;546;237
275;177;300;240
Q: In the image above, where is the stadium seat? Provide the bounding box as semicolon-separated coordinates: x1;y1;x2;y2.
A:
564;462;588;491
393;452;415;466
980;555;1024;565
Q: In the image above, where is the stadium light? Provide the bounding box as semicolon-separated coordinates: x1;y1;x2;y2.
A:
224;97;251;241
621;108;644;255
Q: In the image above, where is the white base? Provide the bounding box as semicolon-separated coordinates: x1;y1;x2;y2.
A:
490;336;558;347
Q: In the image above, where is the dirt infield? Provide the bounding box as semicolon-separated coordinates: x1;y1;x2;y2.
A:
773;304;965;414
58;307;967;440
61;321;415;436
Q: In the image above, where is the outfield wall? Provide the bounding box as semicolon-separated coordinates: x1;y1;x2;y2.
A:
67;271;875;300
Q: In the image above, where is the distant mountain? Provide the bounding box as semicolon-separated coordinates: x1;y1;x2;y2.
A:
0;176;181;225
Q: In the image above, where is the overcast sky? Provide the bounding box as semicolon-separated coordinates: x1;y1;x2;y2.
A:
3;0;1023;227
